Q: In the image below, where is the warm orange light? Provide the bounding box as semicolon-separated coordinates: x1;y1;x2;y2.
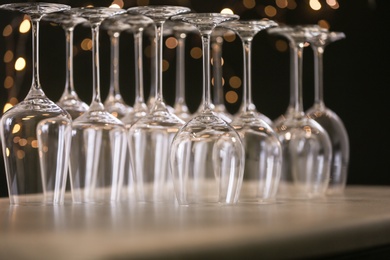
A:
165;37;178;49
162;59;169;72
264;5;277;17
229;76;241;89
4;50;13;63
81;38;92;51
318;20;330;29
110;0;124;8
276;0;288;9
225;91;238;104
190;47;202;59
19;19;31;33
221;8;234;14
275;39;288;52
4;76;14;89
15;57;26;71
3;103;13;113
3;25;13;37
309;0;322;10
243;0;256;9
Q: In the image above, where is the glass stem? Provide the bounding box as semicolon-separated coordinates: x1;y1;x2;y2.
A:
313;45;325;107
201;33;212;112
289;41;305;115
155;22;164;104
64;27;75;96
30;16;42;92
134;30;145;105
242;39;253;113
212;36;224;107
90;22;103;107
109;31;120;99
175;34;186;106
148;34;156;104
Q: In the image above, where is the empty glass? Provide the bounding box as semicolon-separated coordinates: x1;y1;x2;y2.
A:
268;25;332;199
211;26;234;123
144;19;174;112
121;14;153;126
193;26;234;123
222;20;282;203
170;13;244;206
172;21;197;121
107;13;154;201
305;29;349;195
0;2;72;205
42;11;89;120
66;7;127;204
127;6;190;203
101;15;133;119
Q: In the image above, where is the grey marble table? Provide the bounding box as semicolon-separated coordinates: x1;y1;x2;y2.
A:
1;185;390;259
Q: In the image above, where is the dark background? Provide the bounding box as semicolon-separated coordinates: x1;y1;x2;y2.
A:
1;0;389;197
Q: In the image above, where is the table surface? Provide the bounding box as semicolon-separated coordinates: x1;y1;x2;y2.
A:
1;185;390;260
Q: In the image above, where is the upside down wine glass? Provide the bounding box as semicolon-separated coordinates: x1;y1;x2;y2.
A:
305;29;349;195
42;11;89;120
106;13;153;201
127;6;190;203
144;19;174;112
193;26;234;123
66;7;127;204
101;16;132;119
268;25;332;199
211;27;234;123
120;14;153;126
222;20;282;203
172;21;197;121
170;13;244;206
0;3;72;205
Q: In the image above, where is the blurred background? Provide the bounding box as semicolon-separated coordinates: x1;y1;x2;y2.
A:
0;0;389;197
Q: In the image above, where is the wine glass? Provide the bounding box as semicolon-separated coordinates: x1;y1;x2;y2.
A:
0;3;72;205
170;13;244;206
305;29;349;195
42;11;90;120
101;15;133;119
120;13;153;125
106;13;153;201
268;25;332;199
171;21;196;121
126;6;190;203
211;26;234;123
222;20;282;203
144;20;175;112
66;7;127;204
192;26;234;123
225;21;275;127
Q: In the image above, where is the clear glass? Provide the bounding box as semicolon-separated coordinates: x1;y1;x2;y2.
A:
212;27;233;123
108;14;154;201
227;21;275;126
127;6;190;203
0;3;72;205
144;18;174;112
193;26;234;123
120;14;153;126
170;13;244;206
223;20;282;203
305;30;349;195
42;11;89;120
66;7;127;204
172;21;196;121
101;15;132;119
268;25;332;199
